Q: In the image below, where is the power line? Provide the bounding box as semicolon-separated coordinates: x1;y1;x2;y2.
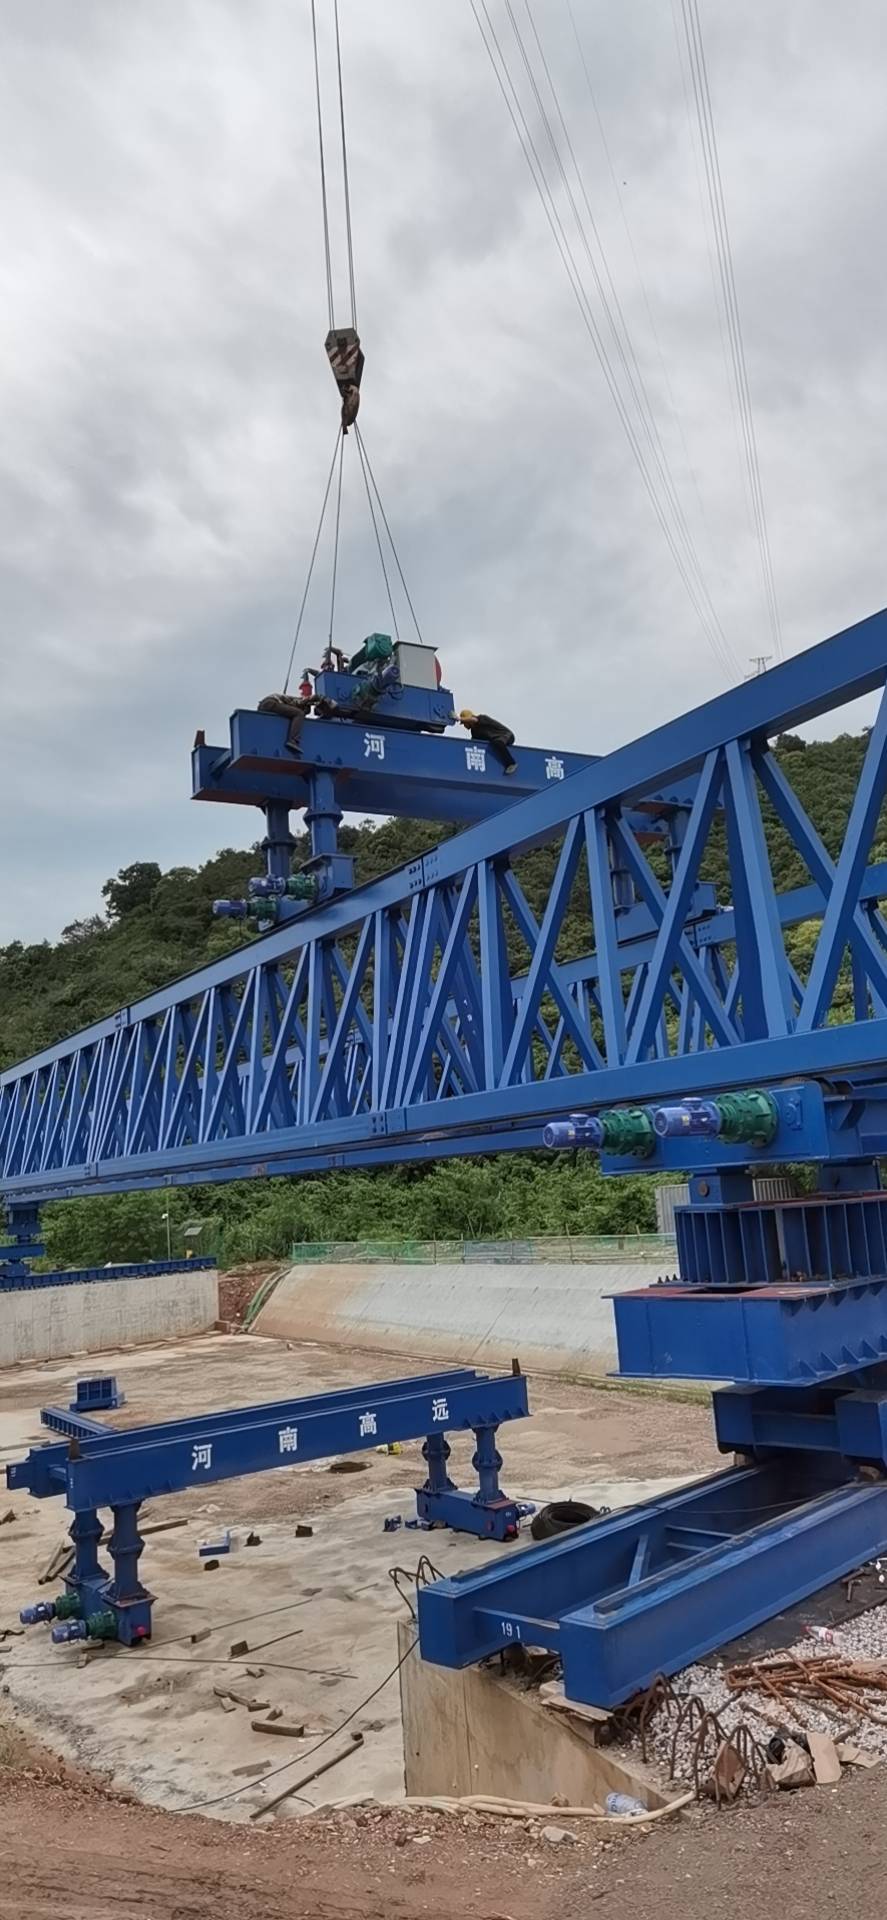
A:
510;0;739;679
564;0;720;587
677;0;783;659
469;0;739;682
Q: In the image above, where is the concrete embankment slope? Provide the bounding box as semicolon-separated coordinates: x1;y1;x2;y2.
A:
254;1260;665;1376
0;1266;219;1366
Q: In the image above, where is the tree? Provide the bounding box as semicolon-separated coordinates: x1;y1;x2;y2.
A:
61;915;106;943
102;862;162;921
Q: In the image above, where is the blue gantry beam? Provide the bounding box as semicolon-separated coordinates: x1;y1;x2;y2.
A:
10;1366;531;1643
5;608;887;1209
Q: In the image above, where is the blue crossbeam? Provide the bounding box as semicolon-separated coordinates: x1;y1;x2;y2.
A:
9;1368;529;1510
40;1407;111;1441
194;710;599;826
418;1461;887;1706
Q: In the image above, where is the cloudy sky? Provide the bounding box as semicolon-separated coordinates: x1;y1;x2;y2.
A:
2;0;886;946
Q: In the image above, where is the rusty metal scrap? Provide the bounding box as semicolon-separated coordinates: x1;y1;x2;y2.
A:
726;1654;887;1725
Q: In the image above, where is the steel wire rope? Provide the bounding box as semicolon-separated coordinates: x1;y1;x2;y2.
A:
354;424;400;639
678;0;782;658
282;426;343;693
327;428;346;648
510;0;740;679
354;426;425;645
469;0;737;681
333;0;358;327
310;0;335;329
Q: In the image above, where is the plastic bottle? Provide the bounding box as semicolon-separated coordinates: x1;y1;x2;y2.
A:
605;1792;647;1816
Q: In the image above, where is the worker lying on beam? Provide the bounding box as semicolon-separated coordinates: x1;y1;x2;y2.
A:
456;709;518;775
257;691;312;752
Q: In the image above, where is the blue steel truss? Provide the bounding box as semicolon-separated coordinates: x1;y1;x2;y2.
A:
5;607;887;1209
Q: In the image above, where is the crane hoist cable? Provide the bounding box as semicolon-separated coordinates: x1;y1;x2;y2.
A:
311;0;364;435
280;2;424;692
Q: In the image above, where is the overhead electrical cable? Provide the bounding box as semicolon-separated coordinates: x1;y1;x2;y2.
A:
511;0;739;680
677;0;783;659
564;0;719;581
469;0;739;682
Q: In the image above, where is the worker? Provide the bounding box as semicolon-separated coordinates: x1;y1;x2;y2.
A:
257;691;312;753
298;669;314;702
457;708;518;775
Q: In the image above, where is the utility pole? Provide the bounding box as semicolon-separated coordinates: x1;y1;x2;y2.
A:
746;655;772;678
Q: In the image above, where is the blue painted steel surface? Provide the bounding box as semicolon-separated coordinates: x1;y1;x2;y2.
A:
7;609;887;1207
418;1461;887;1706
194;709;597;825
11;1367;529;1642
40;1406;110;1440
0;1259;215;1293
612;1279;887;1384
673;1185;887;1288
71;1375;124;1413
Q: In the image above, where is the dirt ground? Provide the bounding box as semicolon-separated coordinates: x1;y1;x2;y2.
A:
12;1326;876;1916
2;1739;887;1920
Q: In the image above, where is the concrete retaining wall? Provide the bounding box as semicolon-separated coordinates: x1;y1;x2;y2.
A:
254;1259;665;1376
0;1267;219;1366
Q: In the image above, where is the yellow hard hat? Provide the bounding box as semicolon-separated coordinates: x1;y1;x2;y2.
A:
459;708;478;725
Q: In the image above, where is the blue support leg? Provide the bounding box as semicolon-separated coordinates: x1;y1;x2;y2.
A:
416;1422;525;1542
105;1503;153;1645
69;1507;105;1588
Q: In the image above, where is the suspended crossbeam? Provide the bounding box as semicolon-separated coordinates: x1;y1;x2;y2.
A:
5;607;887;1205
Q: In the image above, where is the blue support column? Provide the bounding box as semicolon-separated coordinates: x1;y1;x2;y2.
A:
262;803;295;881
472;1423;503;1506
105;1503;152;1644
69;1507;105;1587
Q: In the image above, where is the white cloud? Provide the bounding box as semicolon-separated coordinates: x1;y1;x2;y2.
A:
2;0;887;945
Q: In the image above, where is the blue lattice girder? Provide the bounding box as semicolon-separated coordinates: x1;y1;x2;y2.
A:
6;608;887;1202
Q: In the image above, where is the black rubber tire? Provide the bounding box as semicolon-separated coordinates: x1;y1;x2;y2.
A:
530;1498;601;1542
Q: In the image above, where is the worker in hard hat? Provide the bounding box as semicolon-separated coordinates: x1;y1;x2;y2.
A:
457;709;518;775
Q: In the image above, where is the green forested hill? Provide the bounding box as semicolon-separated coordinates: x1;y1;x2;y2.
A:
1;727;878;1268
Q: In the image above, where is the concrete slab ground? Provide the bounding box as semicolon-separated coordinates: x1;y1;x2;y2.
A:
0;1331;718;1823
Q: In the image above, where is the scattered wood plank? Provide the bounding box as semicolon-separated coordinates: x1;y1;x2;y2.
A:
249;1717;306;1737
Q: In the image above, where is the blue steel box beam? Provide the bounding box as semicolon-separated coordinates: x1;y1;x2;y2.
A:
193;709;598;827
10;1367;530;1645
418;1463;887;1708
6;608;887;1211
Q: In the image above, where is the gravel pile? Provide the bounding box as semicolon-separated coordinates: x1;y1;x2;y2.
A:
641;1597;887;1783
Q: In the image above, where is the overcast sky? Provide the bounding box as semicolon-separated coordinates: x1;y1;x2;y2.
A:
2;0;886;946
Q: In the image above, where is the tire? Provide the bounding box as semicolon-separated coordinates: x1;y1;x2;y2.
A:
529;1498;604;1542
